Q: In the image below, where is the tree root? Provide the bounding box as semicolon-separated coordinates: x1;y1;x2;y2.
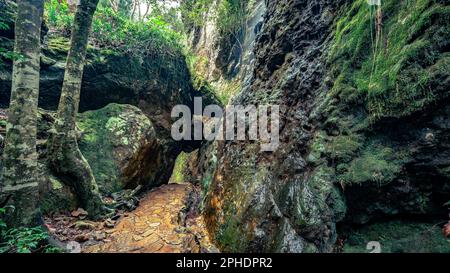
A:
47;132;112;219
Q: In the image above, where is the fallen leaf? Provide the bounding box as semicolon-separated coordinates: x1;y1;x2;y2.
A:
71;208;88;218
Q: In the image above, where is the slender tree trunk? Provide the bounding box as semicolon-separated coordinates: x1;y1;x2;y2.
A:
138;0;142;20
143;1;150;19
131;0;137;20
0;0;44;227
47;0;107;219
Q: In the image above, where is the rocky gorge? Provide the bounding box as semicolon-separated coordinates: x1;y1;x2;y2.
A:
186;0;450;253
0;0;449;253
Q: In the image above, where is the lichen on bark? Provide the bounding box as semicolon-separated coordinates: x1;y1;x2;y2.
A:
0;0;45;228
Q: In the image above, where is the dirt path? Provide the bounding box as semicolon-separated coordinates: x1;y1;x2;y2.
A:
83;184;218;253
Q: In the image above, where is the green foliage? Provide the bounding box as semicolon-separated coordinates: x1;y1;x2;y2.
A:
180;0;214;28
0;208;60;253
1;227;49;253
0;17;22;67
216;0;247;36
180;0;248;38
45;1;185;57
0;20;8;31
0;47;24;63
45;0;74;34
328;0;450;122
0;208;7;231
91;7;185;55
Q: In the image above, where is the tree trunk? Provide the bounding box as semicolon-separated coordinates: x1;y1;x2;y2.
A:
0;0;44;227
47;0;107;219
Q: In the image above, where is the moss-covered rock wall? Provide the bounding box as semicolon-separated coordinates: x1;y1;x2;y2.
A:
195;0;450;253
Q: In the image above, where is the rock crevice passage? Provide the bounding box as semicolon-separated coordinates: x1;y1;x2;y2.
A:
84;184;218;253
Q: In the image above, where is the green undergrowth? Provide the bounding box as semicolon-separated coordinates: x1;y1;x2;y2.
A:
310;130;410;186
343;220;450;253
0;4;20;68
216;0;248;37
45;1;185;57
180;0;215;29
180;0;249;37
0;208;60;253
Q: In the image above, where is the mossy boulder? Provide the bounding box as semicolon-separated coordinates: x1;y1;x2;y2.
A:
77;103;175;195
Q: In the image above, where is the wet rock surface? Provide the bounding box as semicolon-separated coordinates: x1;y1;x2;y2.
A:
193;0;450;253
194;0;346;253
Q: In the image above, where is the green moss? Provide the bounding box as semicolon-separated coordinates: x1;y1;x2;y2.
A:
337;144;404;185
344;220;450;253
328;0;450;122
294;167;336;229
186;51;234;105
40;175;77;215
199;143;219;201
216;214;245;252
49;177;63;190
326;134;363;162
170;152;189;184
217;80;242;105
329;186;347;222
77;104;128;194
77;103;153;195
307;131;328;165
211;144;263;252
45;36;71;59
105;116;131;145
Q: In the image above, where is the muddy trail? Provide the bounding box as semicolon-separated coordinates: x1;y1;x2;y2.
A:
45;184;218;253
